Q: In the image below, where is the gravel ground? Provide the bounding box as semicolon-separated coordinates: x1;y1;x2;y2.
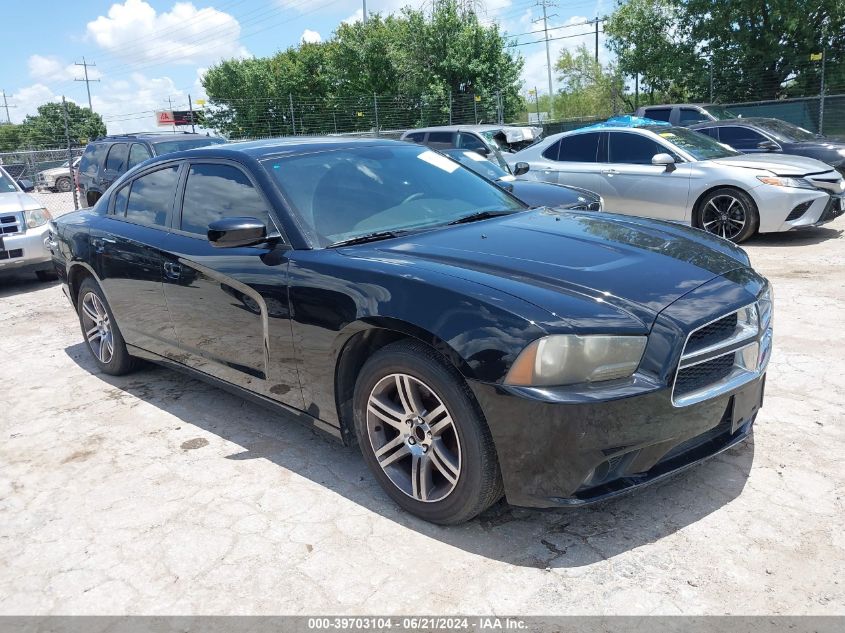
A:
1;217;843;616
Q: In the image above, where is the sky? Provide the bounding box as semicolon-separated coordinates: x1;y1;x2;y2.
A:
0;0;610;134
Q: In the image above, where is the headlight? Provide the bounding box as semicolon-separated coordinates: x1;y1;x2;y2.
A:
505;334;647;387
25;208;53;228
756;175;816;190
836;149;845;158
758;285;773;330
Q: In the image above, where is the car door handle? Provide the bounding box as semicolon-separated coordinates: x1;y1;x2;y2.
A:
601;168;619;175
101;237;117;244
163;262;182;279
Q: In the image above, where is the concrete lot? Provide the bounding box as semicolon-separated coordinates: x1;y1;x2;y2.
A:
1;217;844;616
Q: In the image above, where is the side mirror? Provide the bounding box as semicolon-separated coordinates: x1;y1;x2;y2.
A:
208;217;268;248
17;179;34;192
513;162;530;176
757;140;779;152
473;146;490;157
652;153;676;170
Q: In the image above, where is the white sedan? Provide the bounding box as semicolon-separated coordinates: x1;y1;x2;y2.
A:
508;124;845;242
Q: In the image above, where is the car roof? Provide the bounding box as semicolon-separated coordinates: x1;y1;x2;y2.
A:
403;125;515;135
688;117;783;129
91;133;222;143
143;136;410;162
639;103;714;109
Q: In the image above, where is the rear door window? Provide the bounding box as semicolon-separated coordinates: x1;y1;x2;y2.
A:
557;132;602;162
104;143;129;173
426;131;455;149
679;108;708;125
542;140;562;161
127;143;153;170
125;165;180;227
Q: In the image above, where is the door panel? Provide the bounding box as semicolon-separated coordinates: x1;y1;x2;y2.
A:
161;161;302;408
599;132;691;221
541;132;605;194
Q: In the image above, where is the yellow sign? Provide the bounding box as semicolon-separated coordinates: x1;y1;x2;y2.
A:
195;99;206;106
474;95;482;102
356;111;364;117
810;52;823;61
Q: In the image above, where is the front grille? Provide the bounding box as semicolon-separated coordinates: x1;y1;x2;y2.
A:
817;197;844;224
686;312;738;353
0;248;23;260
675;355;735;397
1;214;21;235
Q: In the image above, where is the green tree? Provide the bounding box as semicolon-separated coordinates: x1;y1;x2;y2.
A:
0;124;22;152
18;102;106;149
554;45;629;117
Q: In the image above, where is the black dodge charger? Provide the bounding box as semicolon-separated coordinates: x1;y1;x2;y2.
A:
49;137;773;525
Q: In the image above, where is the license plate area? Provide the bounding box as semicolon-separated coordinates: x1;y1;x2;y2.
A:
731;375;765;432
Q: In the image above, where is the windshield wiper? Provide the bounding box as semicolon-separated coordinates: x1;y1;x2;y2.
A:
327;230;407;248
446;209;517;226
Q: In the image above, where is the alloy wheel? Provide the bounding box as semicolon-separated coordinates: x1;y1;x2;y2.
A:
81;291;114;364
701;194;747;240
366;373;462;503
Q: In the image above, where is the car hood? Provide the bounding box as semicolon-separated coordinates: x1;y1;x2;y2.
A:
349;210;750;328
710;152;835;176
508;180;600;208
40;167;69;177
0;191;44;213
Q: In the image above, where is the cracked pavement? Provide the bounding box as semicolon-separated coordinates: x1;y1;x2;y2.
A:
1;217;844;615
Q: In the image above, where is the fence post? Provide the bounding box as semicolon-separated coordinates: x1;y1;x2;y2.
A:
373;93;379;137
289;93;296;135
473;94;478;124
496;90;503;124
448;92;452;125
819;47;826;135
61;96;79;211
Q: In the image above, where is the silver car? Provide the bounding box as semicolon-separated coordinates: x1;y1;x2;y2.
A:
36;157;80;193
508;125;845;242
0;166;55;280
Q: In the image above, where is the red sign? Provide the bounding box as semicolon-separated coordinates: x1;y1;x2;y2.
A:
156;110;175;126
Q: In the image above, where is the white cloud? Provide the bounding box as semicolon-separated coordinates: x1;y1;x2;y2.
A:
300;29;322;44
27;55;103;83
7;84;69;125
342;8;363;25
86;0;249;67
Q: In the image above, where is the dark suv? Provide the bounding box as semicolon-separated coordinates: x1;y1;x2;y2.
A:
77;132;226;207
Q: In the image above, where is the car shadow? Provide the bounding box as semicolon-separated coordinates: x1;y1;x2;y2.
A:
64;343;754;569
0;274;58;298
746;226;842;247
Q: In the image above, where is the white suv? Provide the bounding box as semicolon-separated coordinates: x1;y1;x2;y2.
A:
0;166;55;280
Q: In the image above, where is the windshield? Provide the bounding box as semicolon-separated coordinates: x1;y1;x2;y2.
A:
152;137;226;155
0;168;18;192
703;105;738;120
653;126;741;160
756;119;817;143
263;144;525;247
442;150;511;180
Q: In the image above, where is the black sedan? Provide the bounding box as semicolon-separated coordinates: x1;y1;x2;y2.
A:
439;148;602;210
49;137;772;524
691;117;845;175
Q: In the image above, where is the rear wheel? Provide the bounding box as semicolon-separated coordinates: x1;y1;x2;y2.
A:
353;340;503;524
696;187;759;243
77;277;137;375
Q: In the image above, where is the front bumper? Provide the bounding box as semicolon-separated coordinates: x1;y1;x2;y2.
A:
753;184;844;233
0;224;53;275
471;374;764;508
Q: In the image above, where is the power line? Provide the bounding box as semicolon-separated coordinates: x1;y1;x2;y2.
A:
74;57;100;111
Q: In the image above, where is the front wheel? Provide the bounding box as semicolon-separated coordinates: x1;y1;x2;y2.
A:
696;187;759;243
77;277;138;376
353;340;503;525
55;177;72;193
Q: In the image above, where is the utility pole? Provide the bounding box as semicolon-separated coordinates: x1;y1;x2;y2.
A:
62;96;79;210
1;90;16;124
188;94;196;134
594;18;599;62
533;0;557;121
362;0;367;23
74;57;99;111
164;97;176;133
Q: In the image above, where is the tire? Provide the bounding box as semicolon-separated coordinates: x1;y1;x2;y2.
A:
353;339;503;524
77;277;138;376
35;269;58;281
695;187;759;243
55;177;72;193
